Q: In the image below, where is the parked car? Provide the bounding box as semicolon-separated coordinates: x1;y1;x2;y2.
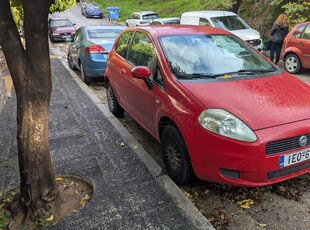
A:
67;25;125;84
125;11;159;27
281;21;310;74
150;17;180;25
81;2;103;18
48;17;76;42
105;25;310;186
181;11;263;51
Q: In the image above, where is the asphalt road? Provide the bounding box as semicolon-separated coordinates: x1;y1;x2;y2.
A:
49;4;310;230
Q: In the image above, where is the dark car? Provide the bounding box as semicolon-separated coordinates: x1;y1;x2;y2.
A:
81;2;103;18
48;17;76;42
105;25;310;186
281;21;310;74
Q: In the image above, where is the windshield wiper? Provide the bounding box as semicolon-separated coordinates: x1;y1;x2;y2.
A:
176;73;219;79
225;69;275;75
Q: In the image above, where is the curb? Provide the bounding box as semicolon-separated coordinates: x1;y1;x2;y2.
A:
59;59;215;230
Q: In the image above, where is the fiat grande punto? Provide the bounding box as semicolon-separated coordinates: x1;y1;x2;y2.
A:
105;25;310;186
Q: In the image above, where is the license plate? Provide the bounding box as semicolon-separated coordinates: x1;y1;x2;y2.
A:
62;35;71;38
279;148;310;168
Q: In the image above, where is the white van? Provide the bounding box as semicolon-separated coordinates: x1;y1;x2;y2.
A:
181;11;263;51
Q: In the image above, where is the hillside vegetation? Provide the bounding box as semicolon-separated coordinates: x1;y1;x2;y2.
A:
94;0;276;39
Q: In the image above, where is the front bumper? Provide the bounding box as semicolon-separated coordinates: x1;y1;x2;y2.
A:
185;118;310;186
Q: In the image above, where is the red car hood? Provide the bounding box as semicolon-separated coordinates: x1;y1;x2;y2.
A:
180;72;310;130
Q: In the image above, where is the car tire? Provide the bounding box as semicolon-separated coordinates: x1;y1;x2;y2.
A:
106;82;125;117
50;36;55;43
126;23;129;27
80;64;92;85
67;53;77;70
162;125;194;185
284;53;302;74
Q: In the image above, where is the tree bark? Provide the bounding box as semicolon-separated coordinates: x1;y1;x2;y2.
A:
0;0;60;223
228;0;242;13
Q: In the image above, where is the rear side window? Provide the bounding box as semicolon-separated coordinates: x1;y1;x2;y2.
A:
301;25;310;40
115;32;134;58
293;24;306;38
199;18;211;26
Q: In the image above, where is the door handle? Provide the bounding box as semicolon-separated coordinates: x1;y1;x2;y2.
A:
121;69;126;74
299;42;303;46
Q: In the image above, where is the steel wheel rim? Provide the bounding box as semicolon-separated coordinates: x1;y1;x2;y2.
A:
163;133;181;176
286;56;298;72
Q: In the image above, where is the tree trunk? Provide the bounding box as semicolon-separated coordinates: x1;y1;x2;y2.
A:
0;0;60;224
228;0;242;13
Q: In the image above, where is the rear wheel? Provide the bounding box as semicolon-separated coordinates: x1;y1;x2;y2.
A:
284;53;302;74
106;82;125;117
80;64;92;85
162;125;194;184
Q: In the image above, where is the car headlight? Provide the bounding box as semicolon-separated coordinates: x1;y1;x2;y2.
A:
198;109;257;142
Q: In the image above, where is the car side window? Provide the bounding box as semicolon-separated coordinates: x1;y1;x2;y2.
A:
293;24;306;38
115;32;134;58
127;32;164;87
74;30;82;42
301;25;310;40
128;32;155;66
199;18;211;26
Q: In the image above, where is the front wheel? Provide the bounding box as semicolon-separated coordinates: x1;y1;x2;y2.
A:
67;53;77;70
284;53;302;74
80;64;92;85
162;125;194;184
106;82;125;117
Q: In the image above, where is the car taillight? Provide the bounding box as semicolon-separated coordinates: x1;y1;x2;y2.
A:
85;45;107;54
139;21;147;24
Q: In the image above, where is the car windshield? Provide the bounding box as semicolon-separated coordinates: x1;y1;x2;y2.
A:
87;28;123;39
86;3;100;9
163;19;180;24
143;14;159;20
211;16;249;31
50;19;72;28
160;34;276;80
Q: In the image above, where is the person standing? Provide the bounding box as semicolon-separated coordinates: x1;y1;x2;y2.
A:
270;14;289;66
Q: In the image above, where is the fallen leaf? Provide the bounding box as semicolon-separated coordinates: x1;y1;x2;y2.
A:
134;144;139;149
63;181;74;190
120;142;125;147
0;203;4;210
219;213;225;220
184;191;192;199
237;199;254;209
80;194;91;207
10;191;17;196
46;215;54;221
258;223;267;227
55;177;63;181
79;131;86;137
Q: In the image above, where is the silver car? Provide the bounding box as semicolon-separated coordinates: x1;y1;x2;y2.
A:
125;11;159;27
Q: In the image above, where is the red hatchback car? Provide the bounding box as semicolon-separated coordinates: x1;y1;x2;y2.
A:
281;21;310;74
105;25;310;187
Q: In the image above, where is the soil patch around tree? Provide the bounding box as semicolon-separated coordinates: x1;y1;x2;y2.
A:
0;175;93;230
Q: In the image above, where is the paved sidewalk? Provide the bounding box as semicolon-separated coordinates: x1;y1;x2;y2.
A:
0;58;213;229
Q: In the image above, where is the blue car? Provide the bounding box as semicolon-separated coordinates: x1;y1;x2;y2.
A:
81;2;103;18
67;25;126;84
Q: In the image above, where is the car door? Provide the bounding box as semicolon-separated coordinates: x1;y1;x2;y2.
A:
299;24;310;68
69;29;83;68
108;31;135;107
